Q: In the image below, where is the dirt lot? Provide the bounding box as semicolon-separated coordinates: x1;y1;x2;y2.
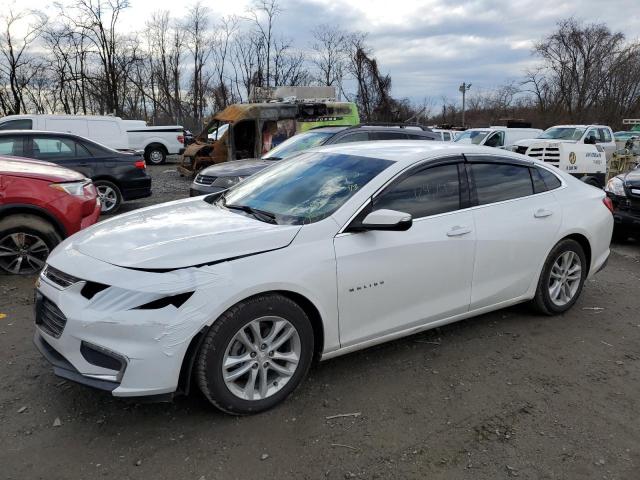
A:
1;161;640;479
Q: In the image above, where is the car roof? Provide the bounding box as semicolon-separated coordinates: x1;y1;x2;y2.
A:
0;129;80;136
309;140;529;164
550;125;609;129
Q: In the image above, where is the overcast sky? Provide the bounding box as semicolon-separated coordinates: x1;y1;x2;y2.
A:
19;0;640;103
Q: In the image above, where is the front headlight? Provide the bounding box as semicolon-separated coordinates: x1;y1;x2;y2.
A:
50;180;90;196
211;176;245;188
605;177;626;197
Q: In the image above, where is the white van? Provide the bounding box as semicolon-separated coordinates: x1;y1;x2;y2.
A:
431;128;459;142
454;126;543;149
0;114;130;150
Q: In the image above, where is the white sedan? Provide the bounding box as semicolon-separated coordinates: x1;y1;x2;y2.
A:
34;142;613;414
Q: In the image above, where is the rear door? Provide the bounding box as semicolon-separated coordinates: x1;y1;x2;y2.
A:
334;157;476;346
466;155;562;309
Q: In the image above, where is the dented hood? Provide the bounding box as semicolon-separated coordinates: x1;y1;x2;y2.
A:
63;197;301;270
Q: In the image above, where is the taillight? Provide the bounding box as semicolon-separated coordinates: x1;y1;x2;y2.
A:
602;197;614;213
134;160;146;169
177;135;185;144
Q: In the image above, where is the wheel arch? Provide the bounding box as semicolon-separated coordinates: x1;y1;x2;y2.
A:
145;142;168;154
0;204;67;238
560;232;592;276
176;289;325;395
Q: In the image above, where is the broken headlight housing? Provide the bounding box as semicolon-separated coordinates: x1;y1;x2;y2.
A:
605;177;626;197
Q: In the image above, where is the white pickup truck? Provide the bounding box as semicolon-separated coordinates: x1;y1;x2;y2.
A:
512;125;616;187
123;120;185;164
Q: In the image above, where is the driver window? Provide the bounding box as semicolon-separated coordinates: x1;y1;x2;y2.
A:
484;132;504;147
373;163;462;219
585;129;598;143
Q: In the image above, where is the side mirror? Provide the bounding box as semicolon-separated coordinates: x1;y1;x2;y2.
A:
584;136;596;145
360;209;412;231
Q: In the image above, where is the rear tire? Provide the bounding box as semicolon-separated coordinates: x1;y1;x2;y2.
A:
94;180;122;214
533;239;587;315
146;146;166;165
0;214;61;275
196;294;314;415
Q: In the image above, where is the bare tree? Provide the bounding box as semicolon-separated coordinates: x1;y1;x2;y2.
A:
246;0;281;89
185;2;213;122
0;9;47;115
310;24;348;88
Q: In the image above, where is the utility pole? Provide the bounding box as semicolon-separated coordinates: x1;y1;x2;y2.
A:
459;82;471;127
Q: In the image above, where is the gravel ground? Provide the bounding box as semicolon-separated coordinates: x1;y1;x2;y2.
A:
1;161;639;479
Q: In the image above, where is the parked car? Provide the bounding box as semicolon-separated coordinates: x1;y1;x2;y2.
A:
0;114;184;164
455;126;543;149
189;124;439;196
514;125;617;160
605;165;640;239
613;131;639;143
0;155;100;274
34;142;612;413
0;131;151;214
122;119;185;165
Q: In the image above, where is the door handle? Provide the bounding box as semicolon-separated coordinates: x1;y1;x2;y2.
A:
534;209;554;218
447;225;472;237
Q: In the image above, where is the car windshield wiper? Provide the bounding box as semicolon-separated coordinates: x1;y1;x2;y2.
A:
225;203;278;224
262;156;281;161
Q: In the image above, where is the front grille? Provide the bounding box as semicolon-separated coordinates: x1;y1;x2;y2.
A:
35;294;67;338
526;146;560;163
43;265;80;289
194;174;216;186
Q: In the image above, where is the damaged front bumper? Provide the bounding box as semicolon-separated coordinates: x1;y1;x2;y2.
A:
32;254;232;398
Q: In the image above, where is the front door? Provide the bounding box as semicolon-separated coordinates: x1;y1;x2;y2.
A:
334;159;476;347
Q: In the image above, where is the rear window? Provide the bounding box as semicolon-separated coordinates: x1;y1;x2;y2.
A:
536;167;562;190
0;119;32;130
471;163;534;204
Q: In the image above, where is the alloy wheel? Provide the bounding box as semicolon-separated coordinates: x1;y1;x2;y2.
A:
222;316;301;401
0;232;49;274
97;185;118;213
548;250;582;306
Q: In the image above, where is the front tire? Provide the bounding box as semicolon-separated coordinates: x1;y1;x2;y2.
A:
196;294;314;415
533;239;587;315
0;214;61;275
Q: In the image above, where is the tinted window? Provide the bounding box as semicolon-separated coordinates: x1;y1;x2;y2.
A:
373;164;461;218
484;131;504;147
222;152;392;225
369;131;407;140
32;136;88;160
0;119;32;130
407;133;433;141
537;167;562;190
0;136;24;156
442;132;451;141
471;163;533;204
335;132;369;143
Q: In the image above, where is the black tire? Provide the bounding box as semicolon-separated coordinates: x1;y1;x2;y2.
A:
94;180;122;214
145;145;166;165
0;214;61;275
532;239;587;315
196;294;314;415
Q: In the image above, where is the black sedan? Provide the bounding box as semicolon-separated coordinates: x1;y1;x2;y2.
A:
190;124;439;196
0;131;151;213
605;166;640;239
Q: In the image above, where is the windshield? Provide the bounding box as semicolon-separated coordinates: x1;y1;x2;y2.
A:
454;130;490;145
262;131;334;160
538;127;586;140
220;152;393;225
208;122;229;141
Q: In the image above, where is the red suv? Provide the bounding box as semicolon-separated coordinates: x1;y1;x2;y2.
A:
0;155;101;274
